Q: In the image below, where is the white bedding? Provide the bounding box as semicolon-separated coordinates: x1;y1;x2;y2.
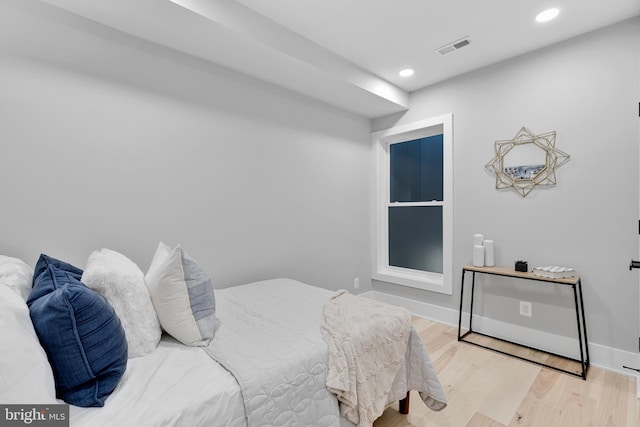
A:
323;291;447;426
322;290;413;426
70;279;349;427
205;278;345;427
69;336;246;427
70;278;444;427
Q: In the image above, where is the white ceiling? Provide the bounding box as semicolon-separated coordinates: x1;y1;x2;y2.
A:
38;0;640;118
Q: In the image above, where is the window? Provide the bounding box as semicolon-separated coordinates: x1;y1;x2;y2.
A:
372;114;453;294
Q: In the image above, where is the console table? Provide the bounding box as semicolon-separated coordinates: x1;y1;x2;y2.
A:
457;265;590;379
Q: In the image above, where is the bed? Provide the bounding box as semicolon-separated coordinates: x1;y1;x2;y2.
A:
0;251;446;427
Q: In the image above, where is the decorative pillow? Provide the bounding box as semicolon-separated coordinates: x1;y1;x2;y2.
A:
0;255;33;300
0;283;57;404
145;242;216;346
29;253;83;303
81;248;161;357
27;255;128;407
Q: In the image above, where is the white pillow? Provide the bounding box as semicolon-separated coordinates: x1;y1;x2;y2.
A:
145;242;216;346
0;283;57;404
0;255;33;300
82;248;161;358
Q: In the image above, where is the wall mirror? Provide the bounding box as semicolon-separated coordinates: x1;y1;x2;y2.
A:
485;127;570;197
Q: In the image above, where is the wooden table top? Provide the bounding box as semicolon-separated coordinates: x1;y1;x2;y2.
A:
463;265;580;285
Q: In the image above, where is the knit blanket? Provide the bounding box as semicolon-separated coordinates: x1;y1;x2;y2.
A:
322;291;421;426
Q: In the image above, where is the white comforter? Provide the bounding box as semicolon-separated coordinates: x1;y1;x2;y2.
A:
205;279;344;427
207;279;446;427
70;278;445;427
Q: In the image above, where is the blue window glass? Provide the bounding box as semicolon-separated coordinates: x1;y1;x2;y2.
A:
388;206;443;273
390;135;443;202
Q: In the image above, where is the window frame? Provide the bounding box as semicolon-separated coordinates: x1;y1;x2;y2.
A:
372;113;453;295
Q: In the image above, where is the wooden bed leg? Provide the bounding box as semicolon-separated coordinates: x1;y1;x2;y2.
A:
399;391;410;414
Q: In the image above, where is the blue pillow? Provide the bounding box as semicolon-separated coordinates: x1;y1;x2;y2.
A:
28;254;84;303
28;259;128;407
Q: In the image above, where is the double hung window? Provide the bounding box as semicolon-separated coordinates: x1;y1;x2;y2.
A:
372;114;453;294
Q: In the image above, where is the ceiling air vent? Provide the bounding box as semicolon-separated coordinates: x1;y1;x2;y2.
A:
436;37;471;56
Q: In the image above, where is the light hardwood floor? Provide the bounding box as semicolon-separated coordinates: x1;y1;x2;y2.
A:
374;317;640;427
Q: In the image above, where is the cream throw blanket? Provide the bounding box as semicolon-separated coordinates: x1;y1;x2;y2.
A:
321;291;413;426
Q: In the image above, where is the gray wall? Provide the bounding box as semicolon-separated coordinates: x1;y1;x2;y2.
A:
0;0;372;291
2;0;638;354
373;17;640;353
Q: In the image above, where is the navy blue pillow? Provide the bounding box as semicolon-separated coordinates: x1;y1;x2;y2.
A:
28;254;84;303
28;257;128;407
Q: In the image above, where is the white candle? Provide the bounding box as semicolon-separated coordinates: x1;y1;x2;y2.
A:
483;240;495;267
473;245;485;267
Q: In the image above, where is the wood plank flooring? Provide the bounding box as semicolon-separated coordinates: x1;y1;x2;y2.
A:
374;317;640;427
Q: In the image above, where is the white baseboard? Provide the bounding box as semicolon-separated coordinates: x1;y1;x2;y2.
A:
361;290;640;387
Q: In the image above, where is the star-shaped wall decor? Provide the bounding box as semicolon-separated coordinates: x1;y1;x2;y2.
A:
485;127;570;197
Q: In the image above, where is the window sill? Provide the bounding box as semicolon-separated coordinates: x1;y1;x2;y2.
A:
373;267;452;295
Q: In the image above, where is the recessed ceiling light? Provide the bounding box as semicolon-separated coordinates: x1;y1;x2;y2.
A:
536;8;559;23
399;68;414;78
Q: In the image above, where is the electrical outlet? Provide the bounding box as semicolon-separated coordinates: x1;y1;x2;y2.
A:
520;301;532;317
353;277;360;289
